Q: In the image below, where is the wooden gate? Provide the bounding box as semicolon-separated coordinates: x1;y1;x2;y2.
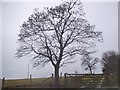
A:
64;73;104;88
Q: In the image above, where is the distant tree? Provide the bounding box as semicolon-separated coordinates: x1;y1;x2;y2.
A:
81;54;99;74
16;0;102;87
101;51;118;76
74;70;78;74
101;51;118;86
118;54;120;87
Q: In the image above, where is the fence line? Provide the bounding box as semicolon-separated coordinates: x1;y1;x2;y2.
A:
64;73;104;88
2;74;54;88
39;73;54;87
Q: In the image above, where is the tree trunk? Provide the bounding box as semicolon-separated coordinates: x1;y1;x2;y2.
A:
54;64;59;88
89;67;92;74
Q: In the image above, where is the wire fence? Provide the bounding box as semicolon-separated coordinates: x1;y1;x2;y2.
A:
2;73;106;88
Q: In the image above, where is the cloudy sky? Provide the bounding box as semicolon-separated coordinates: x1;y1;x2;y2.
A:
1;0;118;79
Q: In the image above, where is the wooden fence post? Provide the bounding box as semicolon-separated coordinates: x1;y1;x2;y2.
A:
52;73;54;86
2;77;5;88
60;72;62;78
52;73;53;78
64;73;67;88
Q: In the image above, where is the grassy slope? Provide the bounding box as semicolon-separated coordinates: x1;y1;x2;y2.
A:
4;75;118;88
4;78;51;87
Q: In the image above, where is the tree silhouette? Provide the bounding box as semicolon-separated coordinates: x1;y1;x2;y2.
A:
101;51;118;76
16;0;102;87
101;51;118;86
81;53;99;74
118;54;120;87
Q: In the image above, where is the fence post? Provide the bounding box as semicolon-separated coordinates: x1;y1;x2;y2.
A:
52;73;53;78
30;74;32;80
52;73;54;87
60;72;62;78
2;77;5;88
30;74;32;86
64;73;67;88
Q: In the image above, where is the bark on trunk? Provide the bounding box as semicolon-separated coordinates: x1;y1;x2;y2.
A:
54;65;59;88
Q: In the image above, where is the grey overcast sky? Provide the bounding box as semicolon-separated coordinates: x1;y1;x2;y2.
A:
1;0;118;79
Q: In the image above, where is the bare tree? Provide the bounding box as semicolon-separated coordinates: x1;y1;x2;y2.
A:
81;54;99;74
16;0;102;87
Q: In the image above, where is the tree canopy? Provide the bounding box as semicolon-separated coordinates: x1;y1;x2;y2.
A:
16;0;103;87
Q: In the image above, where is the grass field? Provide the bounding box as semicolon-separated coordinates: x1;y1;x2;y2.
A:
3;75;118;88
4;78;53;88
